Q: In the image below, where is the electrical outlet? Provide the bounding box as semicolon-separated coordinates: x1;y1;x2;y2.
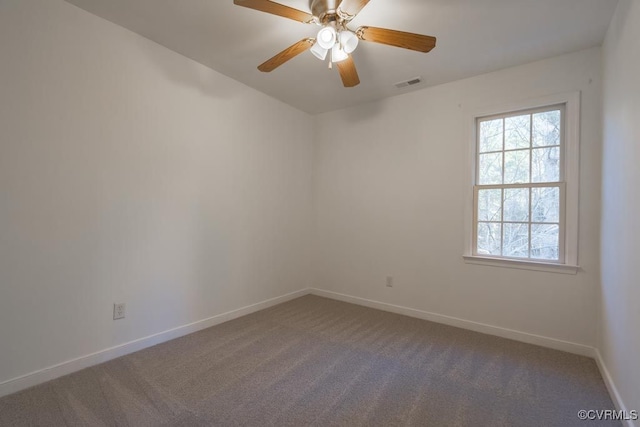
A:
113;303;126;320
386;276;394;288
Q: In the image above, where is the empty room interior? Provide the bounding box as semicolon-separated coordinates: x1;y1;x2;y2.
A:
0;0;638;425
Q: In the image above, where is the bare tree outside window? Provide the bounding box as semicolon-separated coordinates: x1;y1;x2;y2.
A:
474;106;564;262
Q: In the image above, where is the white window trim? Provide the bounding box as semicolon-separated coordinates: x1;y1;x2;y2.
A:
463;91;580;274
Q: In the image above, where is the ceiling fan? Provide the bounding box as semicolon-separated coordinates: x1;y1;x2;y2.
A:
233;0;437;87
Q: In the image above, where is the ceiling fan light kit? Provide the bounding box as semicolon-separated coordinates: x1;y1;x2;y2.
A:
233;0;437;87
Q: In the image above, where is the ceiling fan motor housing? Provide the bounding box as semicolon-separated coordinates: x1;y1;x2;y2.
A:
311;0;342;23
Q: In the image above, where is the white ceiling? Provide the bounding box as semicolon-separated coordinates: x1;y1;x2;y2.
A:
64;0;618;114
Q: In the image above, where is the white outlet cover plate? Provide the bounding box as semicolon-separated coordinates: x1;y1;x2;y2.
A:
113;303;126;320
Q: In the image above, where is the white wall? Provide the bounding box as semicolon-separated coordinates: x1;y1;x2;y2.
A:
601;0;640;416
313;48;603;348
0;0;313;386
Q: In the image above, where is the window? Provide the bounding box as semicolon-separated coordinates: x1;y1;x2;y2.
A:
465;93;580;273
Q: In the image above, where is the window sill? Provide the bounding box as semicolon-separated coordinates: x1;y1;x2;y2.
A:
463;255;579;275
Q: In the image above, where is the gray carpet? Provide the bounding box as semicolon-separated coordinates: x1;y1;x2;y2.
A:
0;295;619;426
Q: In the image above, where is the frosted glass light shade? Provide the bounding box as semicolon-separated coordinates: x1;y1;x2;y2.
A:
317;26;337;49
310;42;328;60
331;45;348;63
339;31;359;54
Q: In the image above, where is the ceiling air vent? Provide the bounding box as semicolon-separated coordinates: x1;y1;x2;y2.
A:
395;77;423;89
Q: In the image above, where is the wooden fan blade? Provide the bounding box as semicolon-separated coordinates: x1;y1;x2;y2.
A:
356;26;436;53
336;56;360;88
234;0;315;24
258;38;314;72
337;0;370;20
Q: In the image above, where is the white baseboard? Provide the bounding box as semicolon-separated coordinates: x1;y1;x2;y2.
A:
309;288;595;357
594;349;638;427
0;288;310;398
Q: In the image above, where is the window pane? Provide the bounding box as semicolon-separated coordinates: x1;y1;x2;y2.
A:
477;223;501;256
505;114;530;150
479;152;503;185
478;189;502;222
533;110;561;147
503;223;529;258
479;119;503;153
504;188;529;222
504;150;530;184
532;147;560;183
532;187;560;223
531;224;559;260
